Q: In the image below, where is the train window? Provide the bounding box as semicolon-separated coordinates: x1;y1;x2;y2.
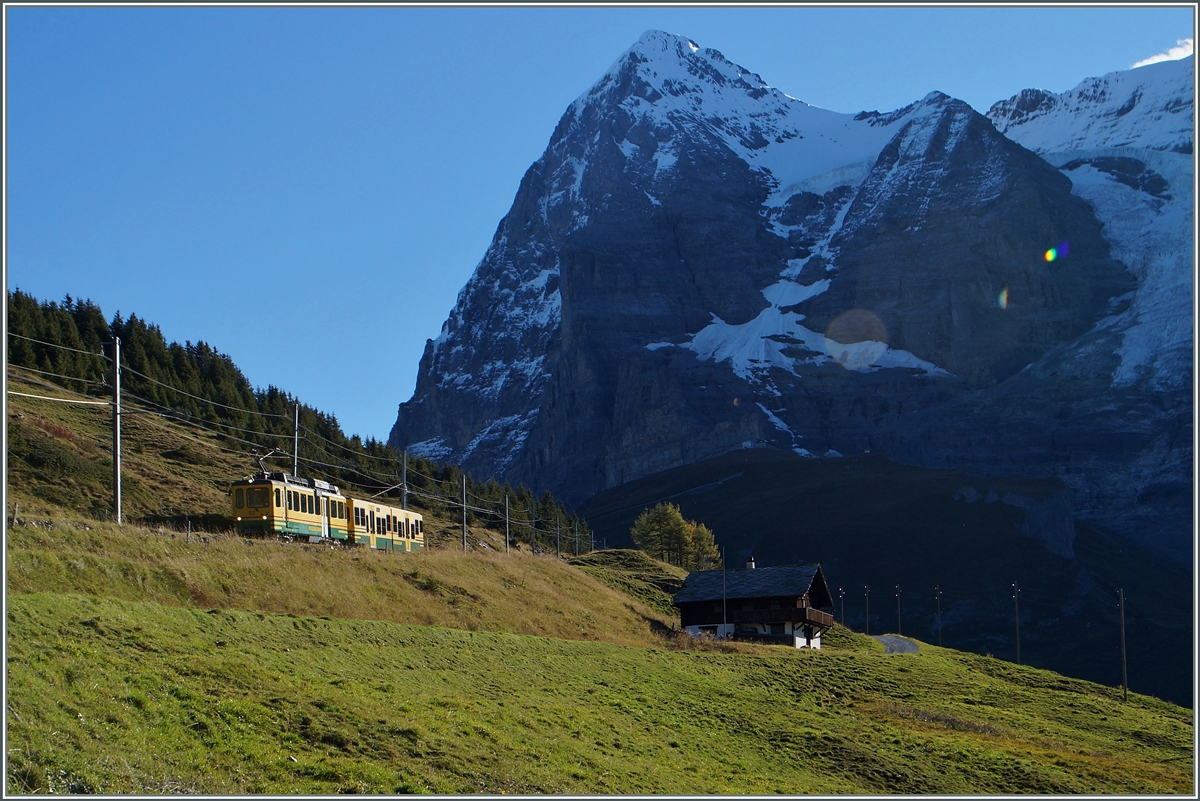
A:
235;489;244;508
287;492;293;511
338;501;344;519
306;495;313;514
275;489;281;507
247;487;269;508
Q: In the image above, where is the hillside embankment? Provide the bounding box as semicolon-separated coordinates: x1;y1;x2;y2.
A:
6;367;1195;794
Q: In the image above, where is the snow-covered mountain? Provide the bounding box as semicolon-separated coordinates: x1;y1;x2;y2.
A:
391;32;1192;564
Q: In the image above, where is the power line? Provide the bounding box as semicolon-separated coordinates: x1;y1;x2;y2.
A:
119;364;290;419
8;364;110;386
7;332;110;359
125;393;295;441
6;390;110;406
298;424;404;463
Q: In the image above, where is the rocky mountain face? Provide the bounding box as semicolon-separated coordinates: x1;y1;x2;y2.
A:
391;32;1192;565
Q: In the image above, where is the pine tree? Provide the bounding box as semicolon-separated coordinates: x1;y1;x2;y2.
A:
630;502;722;571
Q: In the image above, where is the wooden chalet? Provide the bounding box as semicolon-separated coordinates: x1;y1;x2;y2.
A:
673;559;835;648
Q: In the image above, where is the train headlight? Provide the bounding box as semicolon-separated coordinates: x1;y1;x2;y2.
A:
262;515;267;520
236;516;242;521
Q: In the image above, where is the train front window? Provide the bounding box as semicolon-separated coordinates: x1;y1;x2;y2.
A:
235;489;244;508
247;487;270;508
275;489;281;507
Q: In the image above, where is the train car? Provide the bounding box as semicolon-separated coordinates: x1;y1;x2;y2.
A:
345;497;425;552
230;471;349;543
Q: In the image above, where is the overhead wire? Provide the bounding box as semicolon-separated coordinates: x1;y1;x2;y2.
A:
120;390;296;442
121;391;284;453
7;332;110;359
120;404;277;463
7;390;111;407
14;337;580;535
299;424;406;463
8;363;110;386
119;364;291;419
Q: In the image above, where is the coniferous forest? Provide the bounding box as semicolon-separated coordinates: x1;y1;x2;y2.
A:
6;289;587;546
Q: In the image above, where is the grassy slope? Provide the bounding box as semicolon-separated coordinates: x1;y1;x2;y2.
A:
579;448;1194;707
5;371;1195;793
7;594;1193;795
568;548;689;619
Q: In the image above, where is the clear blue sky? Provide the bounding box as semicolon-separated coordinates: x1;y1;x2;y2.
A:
6;5;1194;440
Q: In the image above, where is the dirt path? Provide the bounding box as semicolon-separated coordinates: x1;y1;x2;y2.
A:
873;634;919;654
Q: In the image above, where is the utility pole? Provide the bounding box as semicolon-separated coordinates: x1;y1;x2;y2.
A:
402;451;408;511
1013;582;1021;665
574;520;579;557
1119;588;1128;702
722;548;727;638
111;337;122;526
838;588;845;626
895;585;902;635
461;474;467;552
532;506;537;553
556;516;561;558
935;585;943;647
504;494;510;555
293;402;299;476
864;585;870;636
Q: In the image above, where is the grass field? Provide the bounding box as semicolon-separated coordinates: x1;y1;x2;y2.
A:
5;368;1196;793
7;592;1193;795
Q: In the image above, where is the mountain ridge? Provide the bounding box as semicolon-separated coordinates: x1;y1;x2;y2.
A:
390;32;1192;565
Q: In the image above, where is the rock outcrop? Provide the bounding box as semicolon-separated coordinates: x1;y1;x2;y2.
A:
391;32;1191;564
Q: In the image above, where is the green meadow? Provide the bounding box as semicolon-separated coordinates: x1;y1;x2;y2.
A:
6;362;1195;794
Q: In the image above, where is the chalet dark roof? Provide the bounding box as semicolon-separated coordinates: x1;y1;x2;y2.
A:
673;563;826;606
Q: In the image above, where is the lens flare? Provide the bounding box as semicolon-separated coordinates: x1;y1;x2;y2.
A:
998;288;1009;309
1044;241;1069;262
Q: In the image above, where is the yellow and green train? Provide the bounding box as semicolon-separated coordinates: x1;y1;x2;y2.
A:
230;471;424;551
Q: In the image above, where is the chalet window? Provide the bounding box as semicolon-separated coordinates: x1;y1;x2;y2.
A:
770;599;781;610
770;623;785;635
